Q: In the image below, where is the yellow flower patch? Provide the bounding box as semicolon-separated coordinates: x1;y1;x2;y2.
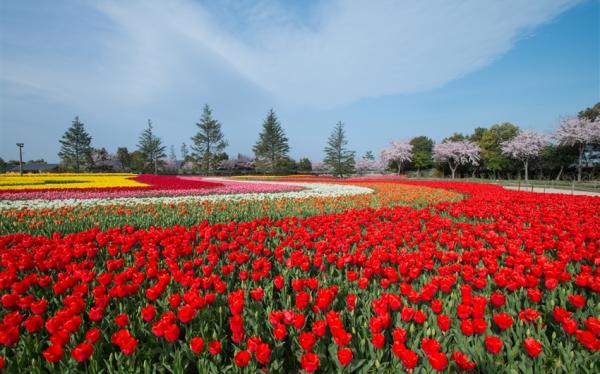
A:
0;173;148;190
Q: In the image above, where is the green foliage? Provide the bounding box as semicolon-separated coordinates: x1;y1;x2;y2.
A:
578;101;600;121
297;158;312;172
137;120;166;174
180;143;191;162
538;144;579;180
412;151;433;172
409;136;434;173
116;147;131;171
478;123;520;175
444;132;466;142
469;127;488;143
253;109;290;174
129;150;146;173
324;122;355;178
58;116;94;172
363;151;375;161
191;104;228;175
0;157;6;173
409;136;434;154
275;156;298;175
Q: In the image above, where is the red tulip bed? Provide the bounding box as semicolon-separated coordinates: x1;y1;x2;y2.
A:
0;174;225;199
0;181;598;373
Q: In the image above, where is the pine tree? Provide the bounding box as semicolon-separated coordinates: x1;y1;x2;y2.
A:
252;109;290;174
324;122;355;178
58;116;93;172
137;119;166;174
191;105;228;175
116;147;131;171
180;143;190;162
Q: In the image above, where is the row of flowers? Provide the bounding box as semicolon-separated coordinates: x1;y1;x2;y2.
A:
0;174;224;197
0;181;371;211
0;173;147;191
0;182;597;372
1;182;459;236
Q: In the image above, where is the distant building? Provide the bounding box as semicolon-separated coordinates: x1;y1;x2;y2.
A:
6;163;59;173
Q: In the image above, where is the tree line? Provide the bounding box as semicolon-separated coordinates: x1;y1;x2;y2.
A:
2;102;598;180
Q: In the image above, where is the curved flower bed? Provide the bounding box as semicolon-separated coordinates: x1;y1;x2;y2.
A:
0;174;224;199
1;182;456;236
0;177;301;202
0;181;370;210
0;173;145;190
0;182;597;372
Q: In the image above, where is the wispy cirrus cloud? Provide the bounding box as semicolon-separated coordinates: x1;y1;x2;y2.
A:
1;0;581;109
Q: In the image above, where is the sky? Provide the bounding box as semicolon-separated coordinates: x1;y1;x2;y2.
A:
0;0;598;163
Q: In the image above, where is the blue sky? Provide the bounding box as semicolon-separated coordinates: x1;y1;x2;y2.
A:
0;0;598;162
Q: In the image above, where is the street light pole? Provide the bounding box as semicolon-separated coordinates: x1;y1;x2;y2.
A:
16;143;24;176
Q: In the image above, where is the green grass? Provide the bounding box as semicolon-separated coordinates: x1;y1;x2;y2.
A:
408;177;600;193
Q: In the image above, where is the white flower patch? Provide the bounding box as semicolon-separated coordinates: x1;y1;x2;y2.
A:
0;180;373;211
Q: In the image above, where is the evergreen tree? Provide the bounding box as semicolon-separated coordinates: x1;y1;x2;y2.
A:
180;143;190;162
169;145;177;161
324;122;355;178
298;158;312;172
0;157;6;173
116;147;131;171
363;151;375;160
191;105;228;175
137;119;166;174
129;150;146;173
478;123;520;178
252;109;290;174
58;116;93;172
409;136;434;176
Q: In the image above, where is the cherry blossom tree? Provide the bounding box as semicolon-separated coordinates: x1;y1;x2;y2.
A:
380;141;412;174
554;117;600;181
311;161;333;175
355;159;385;175
433;140;480;179
501;130;547;181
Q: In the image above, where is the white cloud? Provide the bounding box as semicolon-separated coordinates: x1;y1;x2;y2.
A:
1;0;581;109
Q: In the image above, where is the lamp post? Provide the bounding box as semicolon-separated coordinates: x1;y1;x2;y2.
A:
16;143;24;176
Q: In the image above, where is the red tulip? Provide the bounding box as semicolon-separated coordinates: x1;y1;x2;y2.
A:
208;341;221;355
190;337;204;354
234;350;251;367
523;338;543;357
43;344;63;363
485;336;503;354
452;351;476;371
428;351;448;372
337;347;353;367
255;343;271;365
71;342;94;362
299;331;316;352
115;313;128;327
300;352;320;372
493;313;513;330
568;294;586;309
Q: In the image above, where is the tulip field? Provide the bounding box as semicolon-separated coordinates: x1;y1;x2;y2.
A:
0;174;598;373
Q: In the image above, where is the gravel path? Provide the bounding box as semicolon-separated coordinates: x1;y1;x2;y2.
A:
504;186;600;196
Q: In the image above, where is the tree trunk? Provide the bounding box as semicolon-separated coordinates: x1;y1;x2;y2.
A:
577;143;584;182
524;158;529;181
555;165;564;181
449;161;457;180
